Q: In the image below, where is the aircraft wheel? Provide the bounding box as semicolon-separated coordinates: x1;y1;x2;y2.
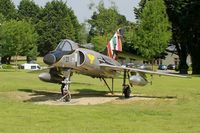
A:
63;90;71;102
123;85;131;98
60;84;71;102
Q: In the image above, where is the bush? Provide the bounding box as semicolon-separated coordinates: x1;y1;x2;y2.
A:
188;64;192;71
2;64;14;69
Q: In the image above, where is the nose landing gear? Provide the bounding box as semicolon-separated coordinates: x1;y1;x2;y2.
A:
59;69;72;102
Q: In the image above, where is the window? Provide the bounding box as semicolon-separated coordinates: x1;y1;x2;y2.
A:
130;59;135;63
31;66;36;69
174;58;179;65
37;66;41;69
56;40;72;52
62;41;72;51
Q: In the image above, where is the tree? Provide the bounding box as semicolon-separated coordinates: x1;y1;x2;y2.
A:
165;0;200;74
78;23;88;44
36;0;81;55
123;23;140;54
17;0;41;24
0;13;5;62
91;35;112;52
67;8;83;43
131;0;171;59
164;0;189;74
134;0;147;19
0;20;38;64
0;0;16;20
186;1;200;74
0;13;5;23
87;1;128;51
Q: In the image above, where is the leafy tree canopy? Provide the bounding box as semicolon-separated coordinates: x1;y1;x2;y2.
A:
18;0;41;23
0;13;5;24
134;0;147;20
165;0;200;74
131;0;171;59
88;1;127;36
0;0;16;20
87;1;128;51
0;20;38;63
36;0;82;55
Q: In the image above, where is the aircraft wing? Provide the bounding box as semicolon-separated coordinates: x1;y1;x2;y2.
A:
99;63;189;78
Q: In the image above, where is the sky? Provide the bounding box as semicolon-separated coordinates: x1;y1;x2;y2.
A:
12;0;140;23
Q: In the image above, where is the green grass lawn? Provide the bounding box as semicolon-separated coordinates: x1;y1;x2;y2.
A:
0;70;200;133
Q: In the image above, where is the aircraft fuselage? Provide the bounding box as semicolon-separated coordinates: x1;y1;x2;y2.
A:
53;48;121;78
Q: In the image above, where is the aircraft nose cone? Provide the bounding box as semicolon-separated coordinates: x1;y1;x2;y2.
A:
43;54;56;65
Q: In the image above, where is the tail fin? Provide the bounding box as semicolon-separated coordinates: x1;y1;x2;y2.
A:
107;29;123;59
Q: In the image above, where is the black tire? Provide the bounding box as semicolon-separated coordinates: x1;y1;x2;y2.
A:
60;84;65;95
123;85;131;98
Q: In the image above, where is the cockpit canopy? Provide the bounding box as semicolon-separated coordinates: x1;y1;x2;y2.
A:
43;39;79;65
55;39;79;52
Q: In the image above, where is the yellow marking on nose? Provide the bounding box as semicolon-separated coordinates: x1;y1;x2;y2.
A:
87;54;95;64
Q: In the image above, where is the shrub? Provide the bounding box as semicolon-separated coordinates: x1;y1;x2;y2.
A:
2;64;14;69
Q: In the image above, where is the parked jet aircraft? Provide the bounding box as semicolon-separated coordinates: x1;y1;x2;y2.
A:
39;32;187;102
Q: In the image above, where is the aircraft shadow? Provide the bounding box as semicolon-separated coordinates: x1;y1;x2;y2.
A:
71;82;94;86
18;89;177;103
18;89;61;102
18;88;115;103
117;95;177;100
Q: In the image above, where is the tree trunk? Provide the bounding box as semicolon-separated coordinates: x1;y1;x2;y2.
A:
1;56;11;64
191;45;200;74
26;56;31;63
1;56;7;64
179;53;188;74
176;43;188;74
8;56;11;64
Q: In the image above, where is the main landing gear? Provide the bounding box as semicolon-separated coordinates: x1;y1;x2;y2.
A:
122;70;131;98
58;69;131;101
59;69;72;102
102;70;131;98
